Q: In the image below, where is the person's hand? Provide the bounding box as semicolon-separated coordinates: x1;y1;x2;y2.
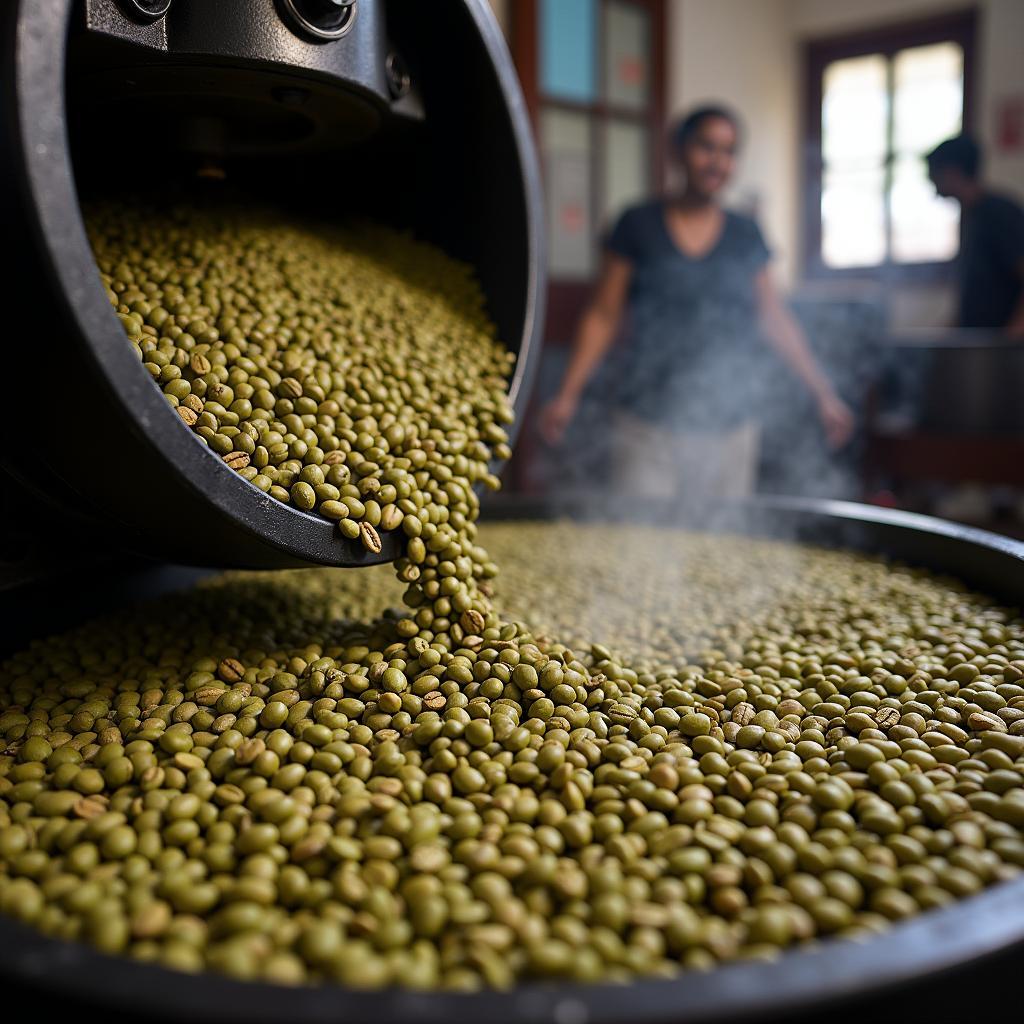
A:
816;392;855;449
539;392;578;445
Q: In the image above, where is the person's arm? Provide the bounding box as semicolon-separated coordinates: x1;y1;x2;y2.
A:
755;268;855;449
539;254;633;444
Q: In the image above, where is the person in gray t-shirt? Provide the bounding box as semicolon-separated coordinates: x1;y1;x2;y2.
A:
540;105;853;501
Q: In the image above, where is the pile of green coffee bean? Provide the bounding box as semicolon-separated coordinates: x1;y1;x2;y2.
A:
0;203;1022;990
86;200;515;556
2;524;1022;988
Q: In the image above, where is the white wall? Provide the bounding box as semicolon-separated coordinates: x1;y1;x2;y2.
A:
978;0;1024;196
666;0;799;285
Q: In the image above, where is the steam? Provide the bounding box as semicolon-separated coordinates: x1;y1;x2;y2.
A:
473;238;897;659
517;290;883;510
475;519;834;675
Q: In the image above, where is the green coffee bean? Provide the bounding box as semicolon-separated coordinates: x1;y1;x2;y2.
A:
3;203;1021;993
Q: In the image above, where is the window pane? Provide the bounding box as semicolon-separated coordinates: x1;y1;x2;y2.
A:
893;42;963;156
602;120;649;227
891;154;960;263
541;108;594;278
822;55;888;168
822;166;886;268
891;43;963;263
540;0;596;102
603;1;650;110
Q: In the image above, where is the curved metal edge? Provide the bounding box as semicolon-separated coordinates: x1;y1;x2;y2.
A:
1;499;1024;1022
1;864;1022;1024
462;0;546;445
755;495;1024;564
12;0;535;570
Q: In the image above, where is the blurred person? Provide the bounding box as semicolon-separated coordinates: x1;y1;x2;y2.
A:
927;134;1024;338
926;134;1024;528
540;105;853;501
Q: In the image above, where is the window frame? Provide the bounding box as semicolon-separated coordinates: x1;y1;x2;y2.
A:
802;9;977;282
511;0;667;342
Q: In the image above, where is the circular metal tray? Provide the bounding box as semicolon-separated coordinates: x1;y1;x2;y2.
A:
1;497;1022;1022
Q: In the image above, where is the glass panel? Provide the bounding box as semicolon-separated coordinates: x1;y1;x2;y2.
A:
540;0;596;102
891;42;963;263
891;154;960;263
822;54;888;169
603;1;650;110
602;120;648;226
821;166;886;268
893;42;963;156
541;108;594;278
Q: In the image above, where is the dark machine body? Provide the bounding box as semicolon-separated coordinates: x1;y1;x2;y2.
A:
0;0;543;572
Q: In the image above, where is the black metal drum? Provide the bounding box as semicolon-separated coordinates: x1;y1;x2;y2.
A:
0;0;543;571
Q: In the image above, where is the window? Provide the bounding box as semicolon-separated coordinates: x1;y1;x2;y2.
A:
532;0;662;281
512;0;666;334
805;11;976;276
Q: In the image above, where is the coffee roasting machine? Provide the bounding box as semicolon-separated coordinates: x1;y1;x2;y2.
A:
2;3;1024;1023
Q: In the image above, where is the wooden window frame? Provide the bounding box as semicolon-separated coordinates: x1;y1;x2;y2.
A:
511;0;668;343
802;8;977;283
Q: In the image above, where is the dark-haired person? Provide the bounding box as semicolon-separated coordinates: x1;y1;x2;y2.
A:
927;134;1024;338
540;105;853;500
